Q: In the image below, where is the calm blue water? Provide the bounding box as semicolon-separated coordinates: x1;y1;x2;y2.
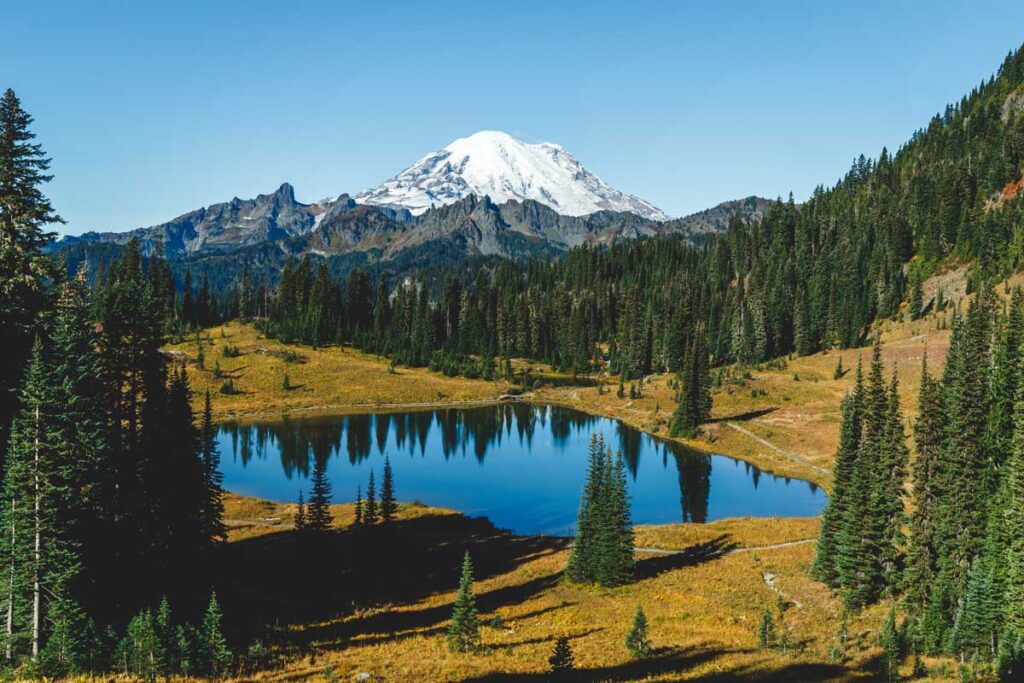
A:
217;404;826;536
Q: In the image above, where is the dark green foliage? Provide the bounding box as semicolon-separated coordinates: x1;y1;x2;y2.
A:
306;456;333;532
447;551;480;653
625;605;650;658
904;354;942;614
200;391;226;543
833;356;844;380
909;275;924;321
548;635;575;678
380;456;397;523
812;365;862;586
294;490;306;531
0;89;62;449
202;592;232;680
820;340;908;609
365;468;379;525
881;605;901;682
354;485;363;526
565;434;634;587
669;334;711;438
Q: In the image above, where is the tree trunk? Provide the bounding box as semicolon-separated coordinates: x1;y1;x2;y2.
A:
31;404;40;659
6;496;14;662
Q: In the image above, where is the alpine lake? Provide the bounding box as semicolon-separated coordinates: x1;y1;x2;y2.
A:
217;403;826;536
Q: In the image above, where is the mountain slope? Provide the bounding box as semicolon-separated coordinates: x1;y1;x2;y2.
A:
58;183;330;258
354;130;669;220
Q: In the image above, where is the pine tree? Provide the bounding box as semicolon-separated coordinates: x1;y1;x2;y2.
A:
879;370;909;594
905;354;943;613
0;89;62;445
294;491;306;531
306;456;333;532
625;605;650;658
881;604;901;683
597;450;634;587
364;469;379;525
199;392;226;544
154;596;177;678
447;551;480;653
201;592;231;680
812;359;863;587
548;635;575;678
0;338;81;661
566;434;605;584
836;340;888;608
354;485;363;527
380;456;397;523
121;608;159;683
909;275;923;320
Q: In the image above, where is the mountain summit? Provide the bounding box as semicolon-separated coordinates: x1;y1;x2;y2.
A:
354;131;670;221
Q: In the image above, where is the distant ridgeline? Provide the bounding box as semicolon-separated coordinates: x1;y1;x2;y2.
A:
55;47;1024;381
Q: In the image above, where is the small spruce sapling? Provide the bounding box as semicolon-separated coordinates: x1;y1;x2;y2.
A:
625;605;650;658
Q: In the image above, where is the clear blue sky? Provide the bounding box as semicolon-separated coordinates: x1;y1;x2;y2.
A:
4;1;1022;235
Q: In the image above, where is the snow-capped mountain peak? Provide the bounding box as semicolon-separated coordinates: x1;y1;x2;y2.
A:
354;130;669;221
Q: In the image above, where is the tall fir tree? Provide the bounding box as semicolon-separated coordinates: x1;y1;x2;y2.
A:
380;456;396;523
0;89;62;452
306;456;333;532
447;551;480;653
812;359;864;587
198;392;226;544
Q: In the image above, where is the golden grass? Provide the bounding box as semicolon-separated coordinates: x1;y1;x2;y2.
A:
166;322;508;422
233;508;886;682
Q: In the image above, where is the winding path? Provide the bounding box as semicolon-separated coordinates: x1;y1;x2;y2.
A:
723;422;832;477
633;538;816;557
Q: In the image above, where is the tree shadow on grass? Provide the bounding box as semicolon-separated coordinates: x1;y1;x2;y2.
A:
708;407;779;423
634;535;738;580
210;512;570;648
457;645;725;682
459;644;867;682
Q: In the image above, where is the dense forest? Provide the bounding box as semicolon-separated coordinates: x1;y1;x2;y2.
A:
0;90;230;675
814;289;1024;678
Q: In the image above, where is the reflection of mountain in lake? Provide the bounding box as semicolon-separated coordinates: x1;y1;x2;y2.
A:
217;404;826;535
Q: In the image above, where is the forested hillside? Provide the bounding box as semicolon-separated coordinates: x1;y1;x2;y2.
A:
238;47;1024;388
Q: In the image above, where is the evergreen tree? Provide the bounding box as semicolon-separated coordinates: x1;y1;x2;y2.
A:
201;592;231;680
881;604;901;683
447;551;480;653
812;359;863;586
596;451;635;587
905;354;942;613
354;485;363;527
121;608;159;683
0;89;62;447
909;275;923;321
566;434;606;584
625;605;650;658
380;456;397;523
199;392;226;544
306;457;333;532
294;491;306;532
154;596;177;678
365;469;379;525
